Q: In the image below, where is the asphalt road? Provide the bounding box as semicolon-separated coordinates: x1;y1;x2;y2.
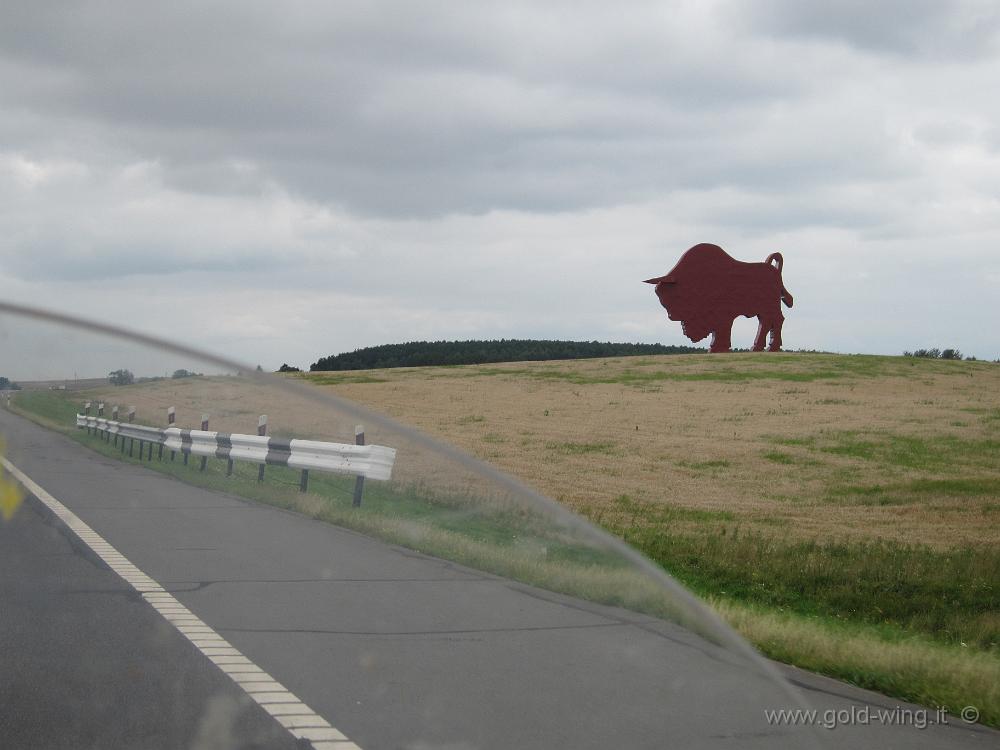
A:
0;478;303;750
1;408;996;749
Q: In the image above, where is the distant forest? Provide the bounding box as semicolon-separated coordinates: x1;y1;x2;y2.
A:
310;340;703;371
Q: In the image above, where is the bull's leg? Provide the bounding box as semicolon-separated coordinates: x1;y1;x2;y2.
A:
768;313;785;351
709;317;734;353
752;317;769;351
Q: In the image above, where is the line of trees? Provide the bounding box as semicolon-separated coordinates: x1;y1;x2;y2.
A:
108;369;135;385
902;348;973;361
0;376;21;390
107;368;204;386
310;339;704;371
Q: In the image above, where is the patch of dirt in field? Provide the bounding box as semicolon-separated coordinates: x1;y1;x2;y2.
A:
88;354;1000;548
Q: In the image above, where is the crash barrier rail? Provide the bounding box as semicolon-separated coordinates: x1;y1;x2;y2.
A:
76;412;396;504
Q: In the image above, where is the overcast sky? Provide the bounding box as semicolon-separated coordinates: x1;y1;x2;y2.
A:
2;0;999;372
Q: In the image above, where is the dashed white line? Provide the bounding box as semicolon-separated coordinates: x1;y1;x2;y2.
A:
2;455;362;750
252;692;303;703
217;663;267;673
276;715;334;730
259;702;317;716
241;682;288;693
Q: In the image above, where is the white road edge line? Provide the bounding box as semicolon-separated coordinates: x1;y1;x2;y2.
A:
1;455;360;750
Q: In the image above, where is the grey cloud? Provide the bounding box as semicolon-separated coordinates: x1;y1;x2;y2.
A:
0;1;842;218
159;160;272;198
913;118;982;147
688;195;887;234
8;240;285;282
741;0;1000;59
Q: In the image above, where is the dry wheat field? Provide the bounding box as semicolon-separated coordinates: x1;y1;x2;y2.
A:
301;352;1000;549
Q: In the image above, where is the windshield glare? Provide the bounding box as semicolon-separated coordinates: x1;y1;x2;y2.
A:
0;305;824;749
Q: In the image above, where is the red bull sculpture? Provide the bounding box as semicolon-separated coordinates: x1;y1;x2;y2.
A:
644;243;793;353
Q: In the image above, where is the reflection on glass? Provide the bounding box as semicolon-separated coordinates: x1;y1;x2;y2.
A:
0;303;821;749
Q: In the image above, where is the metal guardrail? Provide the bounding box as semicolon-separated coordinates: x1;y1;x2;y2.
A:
76;415;396;491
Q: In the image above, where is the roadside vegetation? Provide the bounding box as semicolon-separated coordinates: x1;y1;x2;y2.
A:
5;390;690;631
7;351;1000;726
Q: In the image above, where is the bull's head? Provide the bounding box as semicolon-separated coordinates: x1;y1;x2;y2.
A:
644;274;679;319
643;274;674;305
644;273;710;342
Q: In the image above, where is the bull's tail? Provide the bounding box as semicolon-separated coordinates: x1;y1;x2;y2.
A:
766;253;793;307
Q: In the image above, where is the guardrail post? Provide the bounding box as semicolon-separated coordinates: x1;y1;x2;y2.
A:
257;415;267;482
84;402;91;434
352;425;365;507
128;407;135;457
299;469;309;493
97;403;104;439
226;418;236;477
199;415;209;471
112;406;119;446
166;407;175;460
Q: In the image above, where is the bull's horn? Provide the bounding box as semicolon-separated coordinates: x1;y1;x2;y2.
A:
643;275;675;284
